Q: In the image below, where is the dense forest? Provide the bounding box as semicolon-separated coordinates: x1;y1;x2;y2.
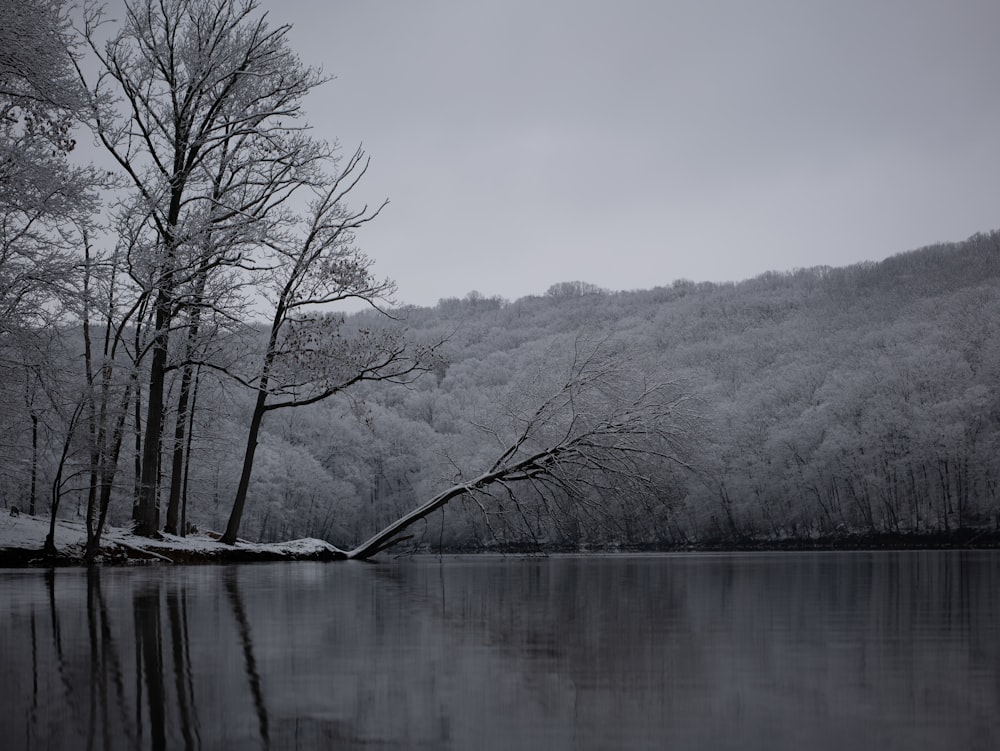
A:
2;0;998;556
189;232;1000;548
4;230;999;550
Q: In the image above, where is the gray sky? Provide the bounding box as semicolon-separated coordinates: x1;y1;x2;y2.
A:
278;1;1000;304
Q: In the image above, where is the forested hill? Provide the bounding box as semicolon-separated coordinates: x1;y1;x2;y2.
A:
204;231;999;548
5;232;998;551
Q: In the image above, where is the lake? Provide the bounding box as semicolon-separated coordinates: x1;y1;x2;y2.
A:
1;551;998;750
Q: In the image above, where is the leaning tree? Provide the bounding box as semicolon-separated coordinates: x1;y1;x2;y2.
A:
215;144;448;544
346;337;700;559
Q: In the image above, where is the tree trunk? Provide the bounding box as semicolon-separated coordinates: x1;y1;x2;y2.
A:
221;388;270;544
45;401;83;555
89;379;133;560
82;242;101;561
133;368;143;505
180;366;201;536
164;360;195;535
346;444;577;559
222;299;285;545
134;295;171;537
29;412;38;516
348;483;476;560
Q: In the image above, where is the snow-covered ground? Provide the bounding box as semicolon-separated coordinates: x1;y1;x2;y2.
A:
0;512;346;564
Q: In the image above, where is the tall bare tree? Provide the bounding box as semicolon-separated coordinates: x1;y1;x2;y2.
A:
79;0;329;535
219;149;432;544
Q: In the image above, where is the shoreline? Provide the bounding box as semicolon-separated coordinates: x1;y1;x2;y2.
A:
0;513;347;567
2;513;998;567
0;542;349;568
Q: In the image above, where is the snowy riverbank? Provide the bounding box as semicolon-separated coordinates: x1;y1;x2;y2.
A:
0;513;347;566
4;511;998;567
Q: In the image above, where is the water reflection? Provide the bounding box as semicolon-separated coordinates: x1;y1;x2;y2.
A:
0;552;998;750
223;574;268;748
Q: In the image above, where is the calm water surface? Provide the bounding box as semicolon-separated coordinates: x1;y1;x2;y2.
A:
1;552;998;750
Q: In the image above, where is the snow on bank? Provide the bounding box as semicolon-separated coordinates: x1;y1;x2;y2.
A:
0;513;78;549
0;512;347;565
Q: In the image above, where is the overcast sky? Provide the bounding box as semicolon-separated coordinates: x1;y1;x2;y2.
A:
274;2;999;304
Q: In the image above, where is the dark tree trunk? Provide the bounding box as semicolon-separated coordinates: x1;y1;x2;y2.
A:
180;367;201;537
222;388;269;545
164;361;195;535
134;296;171;537
29;413;38;516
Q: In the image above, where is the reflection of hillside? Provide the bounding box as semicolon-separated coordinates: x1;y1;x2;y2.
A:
243;554;1000;748
0;554;998;749
352;553;1000;748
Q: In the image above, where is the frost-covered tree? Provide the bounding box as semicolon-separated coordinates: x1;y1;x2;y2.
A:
78;0;331;535
0;0;107;538
219;151;432;544
0;0;95;329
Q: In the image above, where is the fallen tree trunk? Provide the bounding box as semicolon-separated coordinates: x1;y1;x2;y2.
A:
347;337;698;559
347;448;572;559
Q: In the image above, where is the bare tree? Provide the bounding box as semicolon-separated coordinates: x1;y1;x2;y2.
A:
346;338;698;559
79;215;151;560
78;0;330;535
219;150;432;544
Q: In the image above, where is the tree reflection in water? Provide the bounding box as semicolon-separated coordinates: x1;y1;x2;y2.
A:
224;572;269;748
3;567;273;750
0;553;998;750
166;584;200;750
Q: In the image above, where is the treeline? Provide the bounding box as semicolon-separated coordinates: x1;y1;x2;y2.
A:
5;236;999;551
318;232;1000;547
11;229;993;551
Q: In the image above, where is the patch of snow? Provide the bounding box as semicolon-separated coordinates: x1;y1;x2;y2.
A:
0;512;346;560
256;538;346;555
0;513;85;549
